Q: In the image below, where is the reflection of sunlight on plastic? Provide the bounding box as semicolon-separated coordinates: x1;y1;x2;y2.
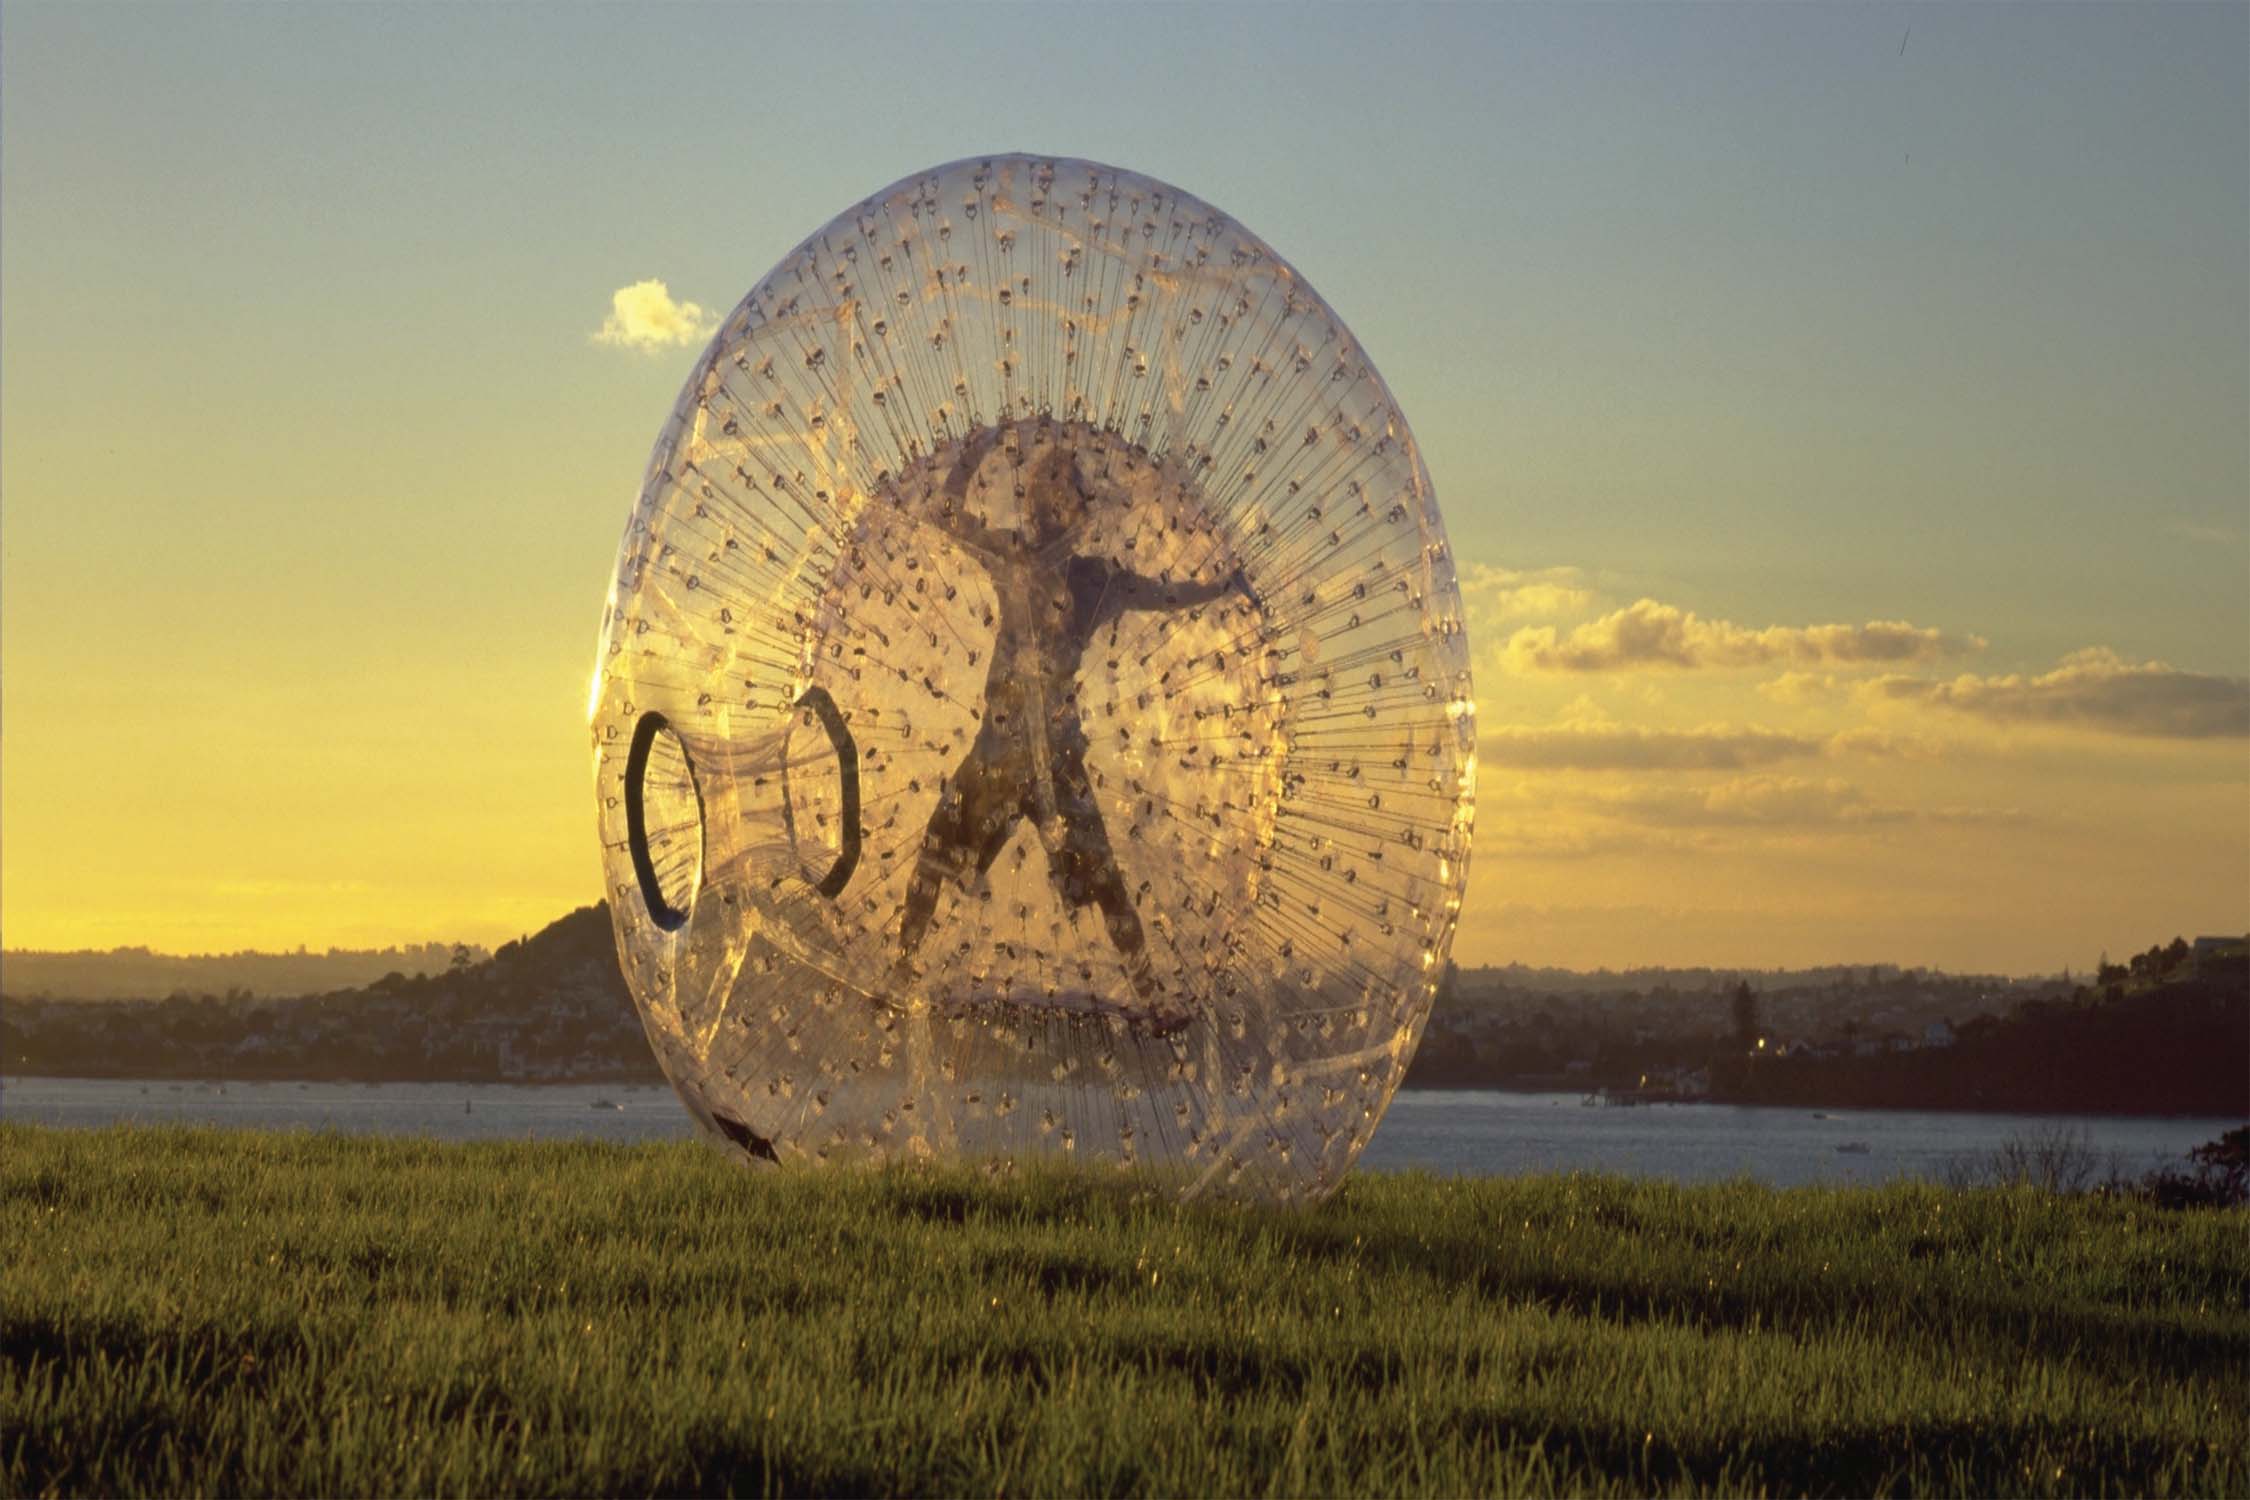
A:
591;156;1476;1201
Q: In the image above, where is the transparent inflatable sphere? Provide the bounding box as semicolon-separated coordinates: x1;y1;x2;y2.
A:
592;155;1475;1201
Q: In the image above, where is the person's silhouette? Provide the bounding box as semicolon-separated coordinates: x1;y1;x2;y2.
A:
894;428;1248;1019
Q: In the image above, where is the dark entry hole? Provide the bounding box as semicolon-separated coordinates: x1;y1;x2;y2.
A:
624;710;703;932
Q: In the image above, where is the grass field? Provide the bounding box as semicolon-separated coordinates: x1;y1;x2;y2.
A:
3;1124;2244;1497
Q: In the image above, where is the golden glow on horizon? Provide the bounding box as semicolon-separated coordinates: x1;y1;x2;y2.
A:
5;566;2241;971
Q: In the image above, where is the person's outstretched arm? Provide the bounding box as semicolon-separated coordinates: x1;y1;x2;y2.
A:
1107;562;1252;614
1079;560;1255;636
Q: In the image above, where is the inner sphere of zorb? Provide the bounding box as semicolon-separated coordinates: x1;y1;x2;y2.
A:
591;155;1475;1201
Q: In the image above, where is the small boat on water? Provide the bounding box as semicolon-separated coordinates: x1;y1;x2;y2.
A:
590;1097;622;1110
1587;1085;1701;1107
1836;1141;1872;1155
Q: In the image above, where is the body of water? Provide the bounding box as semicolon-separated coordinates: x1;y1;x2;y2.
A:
2;1076;2234;1188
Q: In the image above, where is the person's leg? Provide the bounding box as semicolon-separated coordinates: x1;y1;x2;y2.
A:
973;813;1018;879
899;753;1022;963
896;800;966;962
899;775;980;960
1049;751;1159;1004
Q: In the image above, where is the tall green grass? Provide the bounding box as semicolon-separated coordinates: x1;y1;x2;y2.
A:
3;1123;2243;1497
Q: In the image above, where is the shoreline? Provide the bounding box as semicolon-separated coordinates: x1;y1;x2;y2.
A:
7;1068;2241;1122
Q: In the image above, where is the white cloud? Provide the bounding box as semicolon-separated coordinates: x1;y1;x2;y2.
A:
1758;671;1842;705
1864;648;2250;740
1480;721;1824;771
1459;563;1596;622
1596;775;1901;828
1502;598;1983;674
593;279;717;353
1481;824;1717;859
1587;775;2017;830
1823;726;1947;761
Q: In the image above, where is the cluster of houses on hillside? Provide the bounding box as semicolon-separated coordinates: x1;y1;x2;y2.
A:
2;915;657;1084
1405;954;2163;1095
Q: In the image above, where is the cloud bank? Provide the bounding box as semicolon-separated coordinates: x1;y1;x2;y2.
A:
1503;598;1983;674
1599;775;1900;828
593;279;717;352
1480;722;1824;770
1866;648;2250;739
1460;563;1596;622
1585;776;2019;832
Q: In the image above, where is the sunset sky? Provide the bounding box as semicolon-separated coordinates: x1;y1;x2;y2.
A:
4;3;2244;972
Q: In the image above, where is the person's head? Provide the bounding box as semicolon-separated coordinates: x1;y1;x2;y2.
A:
1023;443;1091;545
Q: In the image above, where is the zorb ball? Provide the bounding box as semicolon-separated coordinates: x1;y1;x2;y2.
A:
591;156;1474;1201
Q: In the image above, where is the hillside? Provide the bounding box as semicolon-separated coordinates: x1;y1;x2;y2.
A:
2;906;657;1084
8;912;2243;1115
0;941;485;1001
1721;956;2249;1116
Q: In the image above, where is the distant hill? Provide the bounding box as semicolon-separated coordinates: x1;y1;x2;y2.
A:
1;940;490;1001
0;929;2078;1006
9;909;2243;1116
3;906;651;1083
6;926;2099;1006
1722;955;2249;1116
1476;961;2027;994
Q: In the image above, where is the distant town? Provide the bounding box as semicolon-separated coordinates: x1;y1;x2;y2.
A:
1415;934;2247;1115
3;910;2243;1117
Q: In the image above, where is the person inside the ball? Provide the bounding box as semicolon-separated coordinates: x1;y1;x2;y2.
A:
893;422;1250;1026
